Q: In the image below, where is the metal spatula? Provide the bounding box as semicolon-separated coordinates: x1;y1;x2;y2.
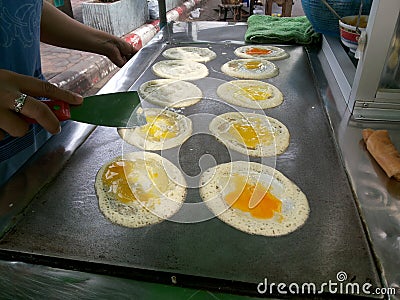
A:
26;91;145;128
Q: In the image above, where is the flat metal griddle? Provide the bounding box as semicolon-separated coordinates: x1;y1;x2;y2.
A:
0;23;381;298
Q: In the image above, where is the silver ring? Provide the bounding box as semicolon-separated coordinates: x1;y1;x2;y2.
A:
14;93;27;113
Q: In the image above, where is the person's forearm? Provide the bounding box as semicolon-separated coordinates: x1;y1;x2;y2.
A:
40;2;113;56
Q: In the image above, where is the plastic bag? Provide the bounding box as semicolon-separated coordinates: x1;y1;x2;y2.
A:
148;0;159;19
190;8;201;19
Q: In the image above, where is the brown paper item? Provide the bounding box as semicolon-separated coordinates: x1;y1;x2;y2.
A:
362;129;400;181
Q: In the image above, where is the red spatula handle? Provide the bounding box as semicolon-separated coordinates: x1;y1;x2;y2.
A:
21;99;71;123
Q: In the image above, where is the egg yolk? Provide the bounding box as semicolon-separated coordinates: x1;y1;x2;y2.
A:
225;175;282;219
102;160;137;204
140;115;178;141
235;86;272;101
244;61;262;70
245;48;273;56
228;120;273;149
102;159;169;203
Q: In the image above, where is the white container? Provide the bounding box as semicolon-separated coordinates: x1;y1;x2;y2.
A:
339;15;368;53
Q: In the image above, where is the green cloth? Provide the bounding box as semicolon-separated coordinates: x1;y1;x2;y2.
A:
245;15;321;45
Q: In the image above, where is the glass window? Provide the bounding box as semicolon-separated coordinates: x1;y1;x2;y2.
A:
379;12;400;90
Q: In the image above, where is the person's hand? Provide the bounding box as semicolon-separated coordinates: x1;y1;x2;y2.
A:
101;36;138;68
41;2;137;68
0;69;83;140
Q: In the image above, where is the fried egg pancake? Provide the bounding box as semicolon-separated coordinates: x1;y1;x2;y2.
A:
95;152;186;228
118;108;192;151
139;79;202;108
152;60;209;80
209;112;289;157
199;161;309;236
234;45;289;60
162;46;217;62
221;58;278;79
217;80;283;109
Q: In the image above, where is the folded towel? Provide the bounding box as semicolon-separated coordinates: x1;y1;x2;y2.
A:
245;15;321;45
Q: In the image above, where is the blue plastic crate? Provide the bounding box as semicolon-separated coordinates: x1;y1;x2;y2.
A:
301;0;372;37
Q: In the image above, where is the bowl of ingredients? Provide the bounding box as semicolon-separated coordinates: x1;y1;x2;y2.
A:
339;15;368;52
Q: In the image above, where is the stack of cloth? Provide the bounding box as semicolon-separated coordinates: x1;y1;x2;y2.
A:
245;15;321;45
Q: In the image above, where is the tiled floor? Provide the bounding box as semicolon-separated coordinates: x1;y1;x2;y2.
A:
41;0;104;81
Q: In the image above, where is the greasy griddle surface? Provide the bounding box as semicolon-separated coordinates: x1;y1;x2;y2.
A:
0;39;380;297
